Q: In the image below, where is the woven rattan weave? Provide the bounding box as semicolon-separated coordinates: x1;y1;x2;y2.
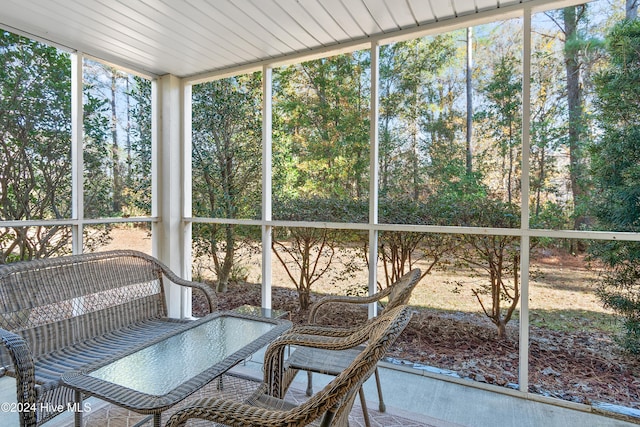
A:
291;268;422;426
0;250;216;427
165;305;413;427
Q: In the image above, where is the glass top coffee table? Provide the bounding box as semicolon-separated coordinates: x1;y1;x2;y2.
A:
62;311;291;427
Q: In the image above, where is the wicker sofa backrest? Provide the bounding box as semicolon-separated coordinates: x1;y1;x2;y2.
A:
0;250;168;357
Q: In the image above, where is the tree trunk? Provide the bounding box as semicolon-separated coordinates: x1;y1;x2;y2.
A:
496;320;507;340
627;0;638;20
563;6;586;237
381;120;390;194
125;76;132;179
508;139;514;204
298;289;310;311
110;70;122;214
216;281;228;293
216;224;235;293
466;27;473;175
411;100;419;201
535;147;545;217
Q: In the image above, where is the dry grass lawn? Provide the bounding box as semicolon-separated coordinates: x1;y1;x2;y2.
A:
104;226;616;334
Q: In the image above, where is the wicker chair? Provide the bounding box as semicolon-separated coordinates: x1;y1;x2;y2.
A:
165;305;413;427
289;268;421;427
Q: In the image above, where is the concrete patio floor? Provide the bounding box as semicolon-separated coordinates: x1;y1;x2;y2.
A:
234;354;640;427
1;352;638;427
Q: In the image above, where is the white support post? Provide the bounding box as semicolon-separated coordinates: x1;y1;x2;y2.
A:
368;41;380;318
151;79;159;250
182;82;193;318
71;53;84;254
153;74;187;319
261;66;273;310
519;8;532;394
70;53;86;317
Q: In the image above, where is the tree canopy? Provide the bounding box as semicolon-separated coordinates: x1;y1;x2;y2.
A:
591;19;640;353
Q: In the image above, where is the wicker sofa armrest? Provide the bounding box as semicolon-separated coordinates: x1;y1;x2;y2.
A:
307;286;392;324
0;328;38;427
141;253;217;313
167;274;217;314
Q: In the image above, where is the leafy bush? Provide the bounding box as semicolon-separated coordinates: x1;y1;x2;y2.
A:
272;196;366;309
591;20;640;353
597;260;640;353
377;197;457;287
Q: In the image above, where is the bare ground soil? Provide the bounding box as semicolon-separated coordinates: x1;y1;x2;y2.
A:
210;281;640;412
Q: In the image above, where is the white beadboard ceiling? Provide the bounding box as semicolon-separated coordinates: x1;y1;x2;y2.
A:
0;0;565;79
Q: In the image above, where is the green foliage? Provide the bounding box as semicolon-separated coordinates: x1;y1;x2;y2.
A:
0;31;73;261
192;74;262;220
591;18;640;216
82;88;113;218
275;196;367;223
82;62;152;219
591;19;640;353
530;202;570;231
192;74;262;291
274;52;370;199
430;190;521;339
591;22;640;230
378;34;461;200
529;40;567;219
0;31;152;262
425;187;520;229
379;197;430;226
125;77;153;216
476;52;522;204
596;252;640;354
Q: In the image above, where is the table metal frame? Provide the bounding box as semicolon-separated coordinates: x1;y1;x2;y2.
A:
62;310;291;427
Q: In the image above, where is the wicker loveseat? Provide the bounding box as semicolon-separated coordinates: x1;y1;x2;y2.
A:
0;250;216;427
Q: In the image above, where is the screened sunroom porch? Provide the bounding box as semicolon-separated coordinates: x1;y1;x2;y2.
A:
1;0;639;426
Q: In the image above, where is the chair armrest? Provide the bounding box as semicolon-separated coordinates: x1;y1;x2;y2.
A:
0;328;38;427
308;286;393;324
271;332;370;353
263;329;375;398
165;395;308;427
289;323;359;337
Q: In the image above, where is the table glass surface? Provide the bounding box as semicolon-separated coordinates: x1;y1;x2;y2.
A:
89;316;275;395
234;304;289;319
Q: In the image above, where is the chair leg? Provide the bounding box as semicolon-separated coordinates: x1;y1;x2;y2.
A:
358;386;372;427
306;370;314;396
374;367;385;412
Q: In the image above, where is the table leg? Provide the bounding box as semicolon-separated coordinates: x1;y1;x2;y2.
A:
131;415;153;427
74;390;83;427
